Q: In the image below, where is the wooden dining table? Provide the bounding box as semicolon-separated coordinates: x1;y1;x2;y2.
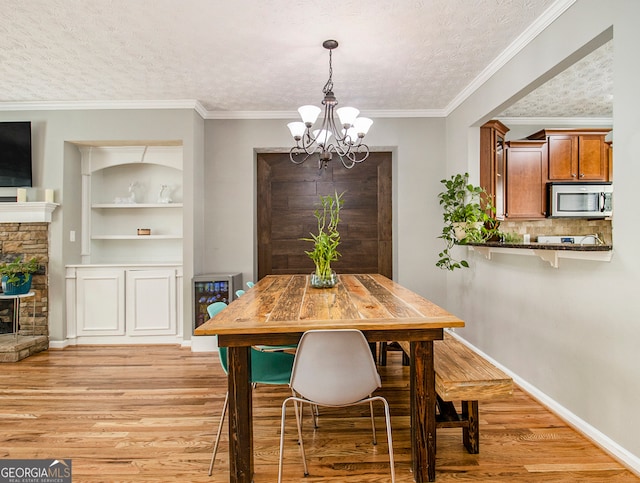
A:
194;273;465;482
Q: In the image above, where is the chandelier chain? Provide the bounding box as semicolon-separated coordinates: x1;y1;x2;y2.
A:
322;49;334;95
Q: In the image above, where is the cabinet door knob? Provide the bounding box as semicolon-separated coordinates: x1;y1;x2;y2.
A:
579;173;585;178
571;173;577;178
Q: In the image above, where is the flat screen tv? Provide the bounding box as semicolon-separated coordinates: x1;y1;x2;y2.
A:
0;121;33;187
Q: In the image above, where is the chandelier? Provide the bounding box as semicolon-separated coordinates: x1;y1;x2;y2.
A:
287;40;373;170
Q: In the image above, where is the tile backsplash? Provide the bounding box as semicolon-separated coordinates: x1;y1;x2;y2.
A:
498;218;612;244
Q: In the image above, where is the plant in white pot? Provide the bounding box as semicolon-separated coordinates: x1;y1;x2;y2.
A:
436;173;496;271
302;191;344;288
0;255;40;295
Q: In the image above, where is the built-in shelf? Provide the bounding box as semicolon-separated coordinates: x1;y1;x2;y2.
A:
77;143;184;265
92;203;183;209
0;202;59;223
468;243;613;268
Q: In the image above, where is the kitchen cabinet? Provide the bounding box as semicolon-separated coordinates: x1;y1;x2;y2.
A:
526;129;610;181
607;141;613;180
504;140;547;219
66;265;183;343
480;120;509;220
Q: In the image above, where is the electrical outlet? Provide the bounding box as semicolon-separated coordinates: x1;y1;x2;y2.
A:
70;230;76;242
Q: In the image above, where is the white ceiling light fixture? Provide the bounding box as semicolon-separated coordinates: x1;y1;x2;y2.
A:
287;40;373;170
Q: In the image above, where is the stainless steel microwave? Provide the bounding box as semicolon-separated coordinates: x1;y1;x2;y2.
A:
548;182;613;218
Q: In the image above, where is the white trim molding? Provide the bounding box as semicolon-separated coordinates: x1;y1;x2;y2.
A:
446;329;640;477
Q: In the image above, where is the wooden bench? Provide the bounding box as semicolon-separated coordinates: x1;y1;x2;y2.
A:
398;333;513;454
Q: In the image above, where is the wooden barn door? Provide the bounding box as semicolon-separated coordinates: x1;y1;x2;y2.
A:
257;152;392;280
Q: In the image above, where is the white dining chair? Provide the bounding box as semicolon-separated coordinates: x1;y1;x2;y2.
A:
277;329;395;482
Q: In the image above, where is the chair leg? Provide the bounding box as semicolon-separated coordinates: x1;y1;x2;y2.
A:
279;397;309;483
278;400;287;483
369;399;377;445
312;403;319;429
379;397;396;483
292;398;309;476
208;391;229;476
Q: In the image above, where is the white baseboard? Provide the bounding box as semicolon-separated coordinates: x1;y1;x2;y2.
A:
48;339;71;349
189;335;218;352
446;329;640;477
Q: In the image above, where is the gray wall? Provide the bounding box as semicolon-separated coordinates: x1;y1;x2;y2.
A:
445;0;640;462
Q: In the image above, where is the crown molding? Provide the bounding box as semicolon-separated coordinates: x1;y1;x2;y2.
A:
497;116;612;126
203;108;446;120
444;0;577;116
0;100;445;119
0;99;205;112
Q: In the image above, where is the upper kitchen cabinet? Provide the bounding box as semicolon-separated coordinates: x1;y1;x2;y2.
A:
526;129;611;182
504;140;548;219
480;120;510;220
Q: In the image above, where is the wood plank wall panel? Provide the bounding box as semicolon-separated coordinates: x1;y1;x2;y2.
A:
257;153;392;280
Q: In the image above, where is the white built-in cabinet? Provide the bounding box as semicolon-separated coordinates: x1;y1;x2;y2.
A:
66;264;183;343
66;143;184;344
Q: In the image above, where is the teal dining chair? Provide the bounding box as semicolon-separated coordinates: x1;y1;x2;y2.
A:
246;281;254;288
206;301;295;476
235;289;245;298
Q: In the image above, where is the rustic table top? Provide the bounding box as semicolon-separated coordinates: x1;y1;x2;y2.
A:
194;273;464;337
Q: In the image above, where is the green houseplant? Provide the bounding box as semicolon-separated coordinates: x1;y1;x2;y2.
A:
302;191;344;288
0;255;40;295
436;173;496;271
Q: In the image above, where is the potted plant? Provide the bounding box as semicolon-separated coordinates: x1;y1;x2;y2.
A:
0;255;40;295
436;173;496;271
302;191;344;288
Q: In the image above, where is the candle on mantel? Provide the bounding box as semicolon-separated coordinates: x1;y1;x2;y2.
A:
16;188;27;202
45;189;55;203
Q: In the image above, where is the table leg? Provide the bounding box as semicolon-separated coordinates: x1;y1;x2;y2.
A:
410;340;436;482
227;346;253;483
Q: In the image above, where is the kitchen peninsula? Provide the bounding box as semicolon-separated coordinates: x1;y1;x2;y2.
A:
467;239;612;268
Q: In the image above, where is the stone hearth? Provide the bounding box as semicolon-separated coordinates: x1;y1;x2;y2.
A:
0;334;48;362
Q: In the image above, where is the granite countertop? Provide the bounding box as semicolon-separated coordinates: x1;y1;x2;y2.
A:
466;241;612;252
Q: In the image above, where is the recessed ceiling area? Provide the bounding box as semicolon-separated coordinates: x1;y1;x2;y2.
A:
499;40;613;118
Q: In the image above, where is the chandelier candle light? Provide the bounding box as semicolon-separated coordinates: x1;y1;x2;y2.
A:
287;40;373;170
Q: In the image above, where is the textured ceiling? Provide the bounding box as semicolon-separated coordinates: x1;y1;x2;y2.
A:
0;0;612;118
499;40;612;118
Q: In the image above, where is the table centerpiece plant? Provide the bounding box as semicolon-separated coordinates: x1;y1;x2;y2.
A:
0;255;40;295
436;172;497;271
302;191;344;288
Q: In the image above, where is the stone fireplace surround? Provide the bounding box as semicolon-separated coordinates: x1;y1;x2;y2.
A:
0;204;55;362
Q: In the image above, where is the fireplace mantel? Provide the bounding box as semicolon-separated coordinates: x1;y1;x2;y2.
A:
0;202;59;223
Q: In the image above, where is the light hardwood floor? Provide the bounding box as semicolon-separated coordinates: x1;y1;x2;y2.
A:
0;345;637;482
